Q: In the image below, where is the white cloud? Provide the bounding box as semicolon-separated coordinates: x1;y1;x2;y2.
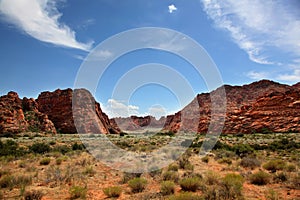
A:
0;0;92;51
102;99;140;118
89;50;113;61
201;0;300;65
277;69;300;82
246;71;270;80
168;4;177;13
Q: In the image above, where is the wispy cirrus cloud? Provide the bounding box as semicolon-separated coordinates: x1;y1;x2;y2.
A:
0;0;93;51
201;0;300;83
201;0;300;65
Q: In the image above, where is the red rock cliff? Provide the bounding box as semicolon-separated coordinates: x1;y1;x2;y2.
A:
164;80;300;134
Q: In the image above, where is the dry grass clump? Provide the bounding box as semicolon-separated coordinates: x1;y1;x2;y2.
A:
128;177;148;193
250;171;271;185
160;181;175;195
103;186;122;198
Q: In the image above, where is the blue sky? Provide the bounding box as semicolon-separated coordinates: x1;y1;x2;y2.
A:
0;0;299;118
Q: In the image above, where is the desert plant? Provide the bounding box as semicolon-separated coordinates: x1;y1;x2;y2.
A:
69;185;87;199
56;157;63;165
168;164;179;171
121;172;141;183
23;190;44;200
179;177;201;192
263;159;286;172
201;156;209;163
221;173;244;199
83;166;96;177
103;186;122;198
72;142;85;151
240;156;261;169
39;157;51;165
218;157;232;165
204;171;220;185
168;192;203;200
0;174;32;189
274;172;287;183
232;144;254;157
162;171;179;183
160;181;175;195
128;177;147;193
265;189;280;200
250;171;271;185
285;163;297;172
29;142;50;154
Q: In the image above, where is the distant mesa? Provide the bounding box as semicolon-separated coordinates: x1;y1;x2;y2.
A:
0;79;300;135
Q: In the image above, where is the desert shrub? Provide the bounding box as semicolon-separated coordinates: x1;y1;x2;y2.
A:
232;144;254;157
69;185;87;199
240;156;261;169
285;163;297;172
39;157;51;165
49;141;56;145
263;159;286;172
103;186;122;198
268;138;300;151
162;171;179;183
128;177;147;193
56;157;63;165
214;149;236;160
201;156;209;163
160;181;175;195
168;192;203;200
83;166;96;177
204;171;220;186
23;190;44;200
274;172;287;182
52;145;71;155
29;142;50;154
250;171;271;185
289;172;300;189
218;157;232;165
265;189;280;200
0;174;32;189
179;177;201;192
72;142;85;151
221;173;244;199
0;139;26;157
168;164;179;171
121;172;141;183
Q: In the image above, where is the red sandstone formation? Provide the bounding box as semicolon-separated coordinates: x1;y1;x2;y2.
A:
164;80;300;134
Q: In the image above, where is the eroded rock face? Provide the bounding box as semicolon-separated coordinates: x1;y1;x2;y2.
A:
37;88;119;134
111;116;166;132
0;92;56;134
164;80;300;134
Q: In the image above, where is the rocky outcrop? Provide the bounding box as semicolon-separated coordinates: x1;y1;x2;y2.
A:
37;88;119;134
0;92;56;134
164;80;300;134
111;116;166;132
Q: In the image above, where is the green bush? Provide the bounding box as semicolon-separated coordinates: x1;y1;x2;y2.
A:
0;174;32;189
263;159;286;172
121;172;141;183
128;177;147;193
201;156;209;163
0;140;26;157
274;172;287;183
52;145;71;155
162;171;179;183
250;171;271;185
168;192;203;200
240;156;261;169
103;186;122;198
39;157;51;165
179;177;201;192
23;190;44;200
160;181;175;195
286;164;297;172
69;185;87;199
232;144;254;157
29;142;50;154
168;164;179;171
221;173;244;199
218;157;232;165
72;142;85;151
56;157;63;165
